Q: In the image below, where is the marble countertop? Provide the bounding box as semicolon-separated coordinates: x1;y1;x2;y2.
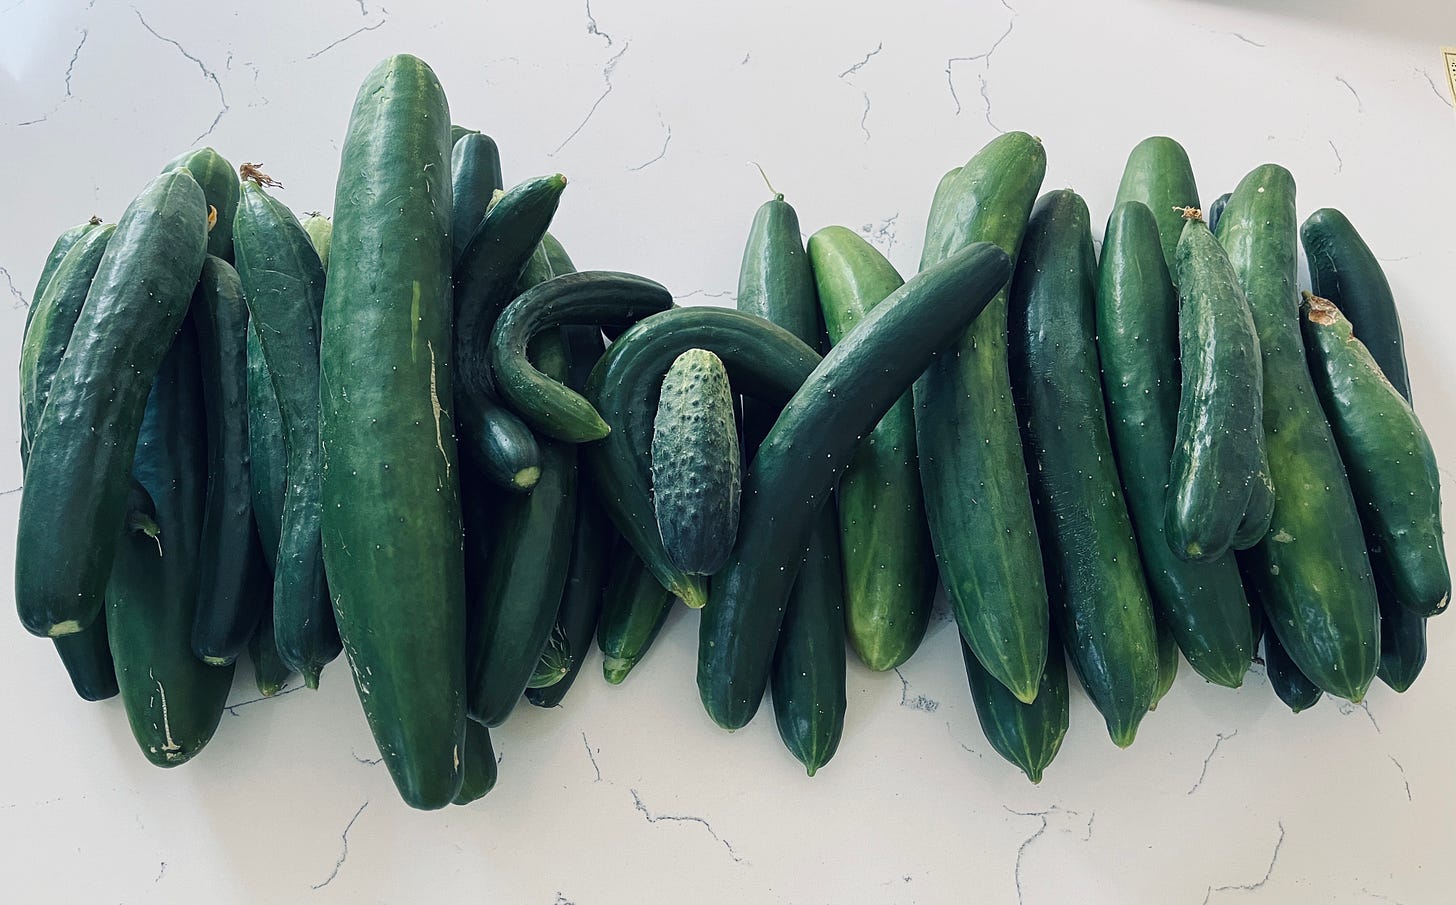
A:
3;1;1455;902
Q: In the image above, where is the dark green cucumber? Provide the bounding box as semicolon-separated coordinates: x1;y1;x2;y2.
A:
597;549;675;684
189;255;268;664
1217;164;1379;703
452;722;499;806
247;322;287;565
1096;201;1253;689
1206;193;1231;235
300;213;333;268
450;124;477;146
109;323;234;766
248;608;293;696
807;226;935;672
16;168;208;638
19;224;115;463
1301;294;1448;617
770;518;846;775
962;632;1068;784
1378;587;1427;692
587;308;821;610
53;621;119;702
490;271;672;441
1258;608;1322;713
1151;619;1178;709
451;132;504;264
319;54;465;810
1009;190;1159;747
700;242;1012;730
25;216;102;333
1112;136;1200;277
234;181;339;687
914;131;1049;704
1167;210;1270;561
528;626;572;689
1300;208;1410;398
651;349;740;575
163;147;239;261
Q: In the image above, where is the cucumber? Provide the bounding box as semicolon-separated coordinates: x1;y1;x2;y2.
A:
962;632;1068;784
1206;193;1231;235
1096;201;1253;689
319;55;466;809
586;308;821;610
770;519;846;775
1112;136;1200;278
300;213;333;268
1258;608;1322;713
914;131;1049;704
1009;190;1160;747
162;147;239;261
450;124;477;145
1151;619;1178;709
1300;294;1448;617
528;625;572;689
452;722;499;806
651;349;740;575
1217;164;1379;703
1378;588;1427;692
597;549;675;684
24;216;102;333
247;323;286;565
234;181;340;687
699;242;1013;730
247;609;293;696
1167;209;1270;561
451;132;503;264
53;622;119;702
489;271;673;442
189;255;269;665
807;226;936;671
16;168;208;638
109;323;235;766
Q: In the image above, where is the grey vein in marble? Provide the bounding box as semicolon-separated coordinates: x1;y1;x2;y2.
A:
1335;74;1365;113
585;0;613;46
978;74;1004;134
18;28;87;127
945;721;983;758
1329;140;1344;175
583;732;602;782
945;0;1016;115
629;789;744;863
312;801;369;890
1005;806;1052;905
1;485;23;496
1416;68;1454;108
1188;730;1238;796
859;212;899;251
0;265;26;308
838;42;883;142
1388;755;1412;802
1338;699;1381;733
893;667;940;712
223;683;302;716
154;861;167;884
551;42;630;156
354;0;369;15
672;289;734;301
629;113;672;171
1200;821;1285;905
304;17;389;61
1230;32;1266;48
351;750;383;766
133;9;229;144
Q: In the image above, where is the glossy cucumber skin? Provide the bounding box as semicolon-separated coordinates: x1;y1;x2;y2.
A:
652;350;740;575
25;217;102;334
528;626;572;689
489;271;673;442
1151;619;1179;709
807;226;935;672
1378;589;1427;692
597;549;675;684
1167;216;1270;561
452;722;499;806
1252;602;1322;714
699;243;1012;730
963;633;1068;784
234;182;339;687
301;214;333;269
586;308;821;610
1112;136;1201;277
1206;193;1231;235
189;255;269;665
53;623;119;702
163;147;239;261
16;169;208;638
1300;296;1447;617
913;131;1049;704
1009;190;1159;747
248;608;292;696
319;55;465;810
450;132;504;264
108;323;235;766
1217;164;1379;703
247;322;287;567
1095;202;1252;689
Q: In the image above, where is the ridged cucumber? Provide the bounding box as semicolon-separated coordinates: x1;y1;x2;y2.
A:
1112;136;1200;278
962;632;1068;784
597;549;675;684
162;148;238;261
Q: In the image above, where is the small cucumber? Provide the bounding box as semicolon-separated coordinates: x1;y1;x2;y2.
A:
452;722;499;806
247;322;287;566
528;625;573;689
247;607;293;697
25;216;102;333
1112;136;1200;278
1256;606;1322;714
451;132;504;264
162;147;239;261
300;213;333;268
1151;619;1179;710
597;549;675;684
962;632;1068;784
1378;588;1427;693
1206;193;1231;235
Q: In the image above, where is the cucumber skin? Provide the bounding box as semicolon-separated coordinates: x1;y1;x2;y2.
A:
652;350;740;576
319;55;465;810
963;633;1068;784
301;214;333;269
1300;296;1448;618
247;323;287;567
452;722;499;806
16;169;208;638
1112;136;1201;278
1258;608;1322;714
1217;164;1379;703
1206;193;1231;235
597;550;675;684
109;323;235;766
163;147;239;262
914;131;1049;704
25;218;102;334
234;182;339;687
189;256;269;665
450;132;504;265
587;308;822;610
1378;586;1427;692
1151;619;1179;709
1010;190;1160;747
807;226;935;672
1167;217;1270;561
699;242;1013;730
248;609;292;696
1095;202;1253;689
53;624;119;702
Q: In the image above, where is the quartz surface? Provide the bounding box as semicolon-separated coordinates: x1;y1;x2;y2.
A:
2;1;1455;902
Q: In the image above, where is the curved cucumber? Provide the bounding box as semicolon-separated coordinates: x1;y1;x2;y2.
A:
16;168;208;638
451;131;504;264
808;226;935;672
962;632;1068;784
300;213;333;268
1112;136;1200;278
699;242;1012;730
163;147;239;261
914;131;1049;704
452;722;499;806
1217;164;1379;703
25;216;102;334
597;549;675;684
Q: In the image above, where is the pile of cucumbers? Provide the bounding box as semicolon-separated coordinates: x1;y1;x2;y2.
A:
12;54;1447;808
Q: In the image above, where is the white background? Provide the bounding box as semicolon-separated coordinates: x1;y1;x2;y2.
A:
2;1;1455;903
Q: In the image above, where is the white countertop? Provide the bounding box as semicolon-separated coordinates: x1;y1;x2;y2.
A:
3;1;1455;902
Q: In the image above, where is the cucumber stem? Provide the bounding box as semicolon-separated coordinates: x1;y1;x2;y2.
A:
1173;205;1203;222
239;162;283;188
750;161;783;200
